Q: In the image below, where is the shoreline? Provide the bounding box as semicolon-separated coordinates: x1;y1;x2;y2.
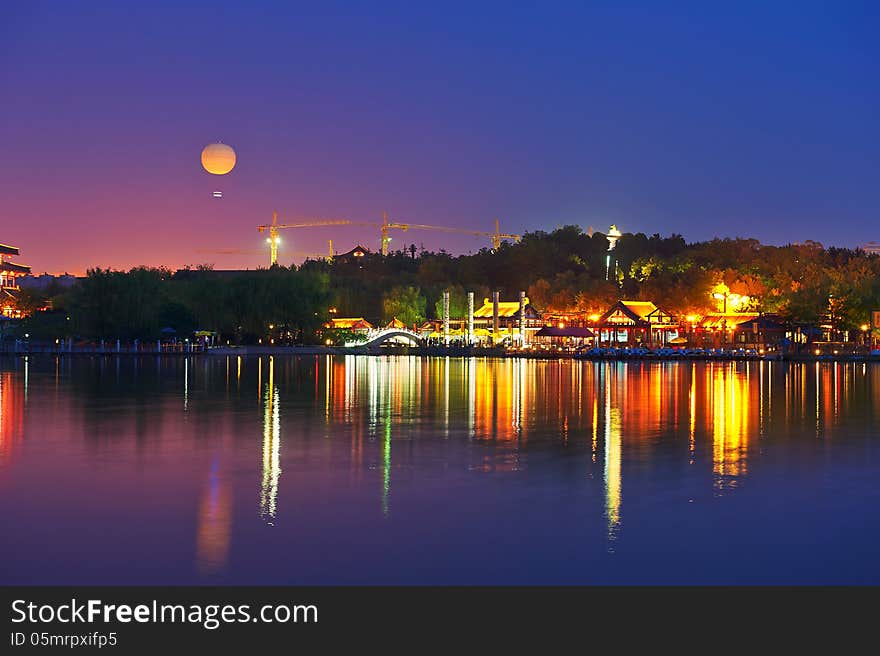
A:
2;344;878;364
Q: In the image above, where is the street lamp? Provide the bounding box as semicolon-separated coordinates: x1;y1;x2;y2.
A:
712;283;730;313
685;314;697;341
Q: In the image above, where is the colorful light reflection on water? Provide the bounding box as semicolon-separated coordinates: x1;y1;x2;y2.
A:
1;355;880;584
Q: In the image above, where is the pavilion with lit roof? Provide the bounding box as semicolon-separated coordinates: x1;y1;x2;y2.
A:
595;300;678;347
1;244;31;318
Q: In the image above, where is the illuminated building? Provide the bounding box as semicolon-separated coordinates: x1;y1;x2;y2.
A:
472;295;542;346
532;325;595;350
698;311;759;345
1;244;32;318
695;313;788;348
325;317;374;334
595;300;678;346
334;244;370;264
859;241;880;256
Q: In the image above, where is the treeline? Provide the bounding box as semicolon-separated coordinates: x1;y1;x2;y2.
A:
300;227;880;331
17;265;330;343
12;226;880;342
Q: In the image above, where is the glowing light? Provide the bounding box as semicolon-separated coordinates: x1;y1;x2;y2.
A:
260;357;281;522
382;416;391;517
604;395;622;541
712;365;750;487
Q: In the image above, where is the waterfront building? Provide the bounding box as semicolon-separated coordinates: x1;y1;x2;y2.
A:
685;312;791;350
472;295;542;346
732;315;788;347
595;300;678;346
533;325;595;350
694;311;759;345
1;244;32;318
326;317;374;334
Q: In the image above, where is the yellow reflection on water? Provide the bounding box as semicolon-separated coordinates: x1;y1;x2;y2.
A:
260;357;281;523
468;358;476;438
604;394;622;542
303;357;867;522
709;364;751;488
689;363;696;463
382;415;391;517
591;395;598;463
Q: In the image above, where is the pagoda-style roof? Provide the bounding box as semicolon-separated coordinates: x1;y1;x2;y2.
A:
336;245;370;259
327;317;374;330
699;312;759;330
0;244;20;256
598;300;674;327
0;261;31;274
473;297;541;319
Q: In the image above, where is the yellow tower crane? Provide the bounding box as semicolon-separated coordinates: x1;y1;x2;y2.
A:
257;211;522;263
385;216;521;253
196;241;333;263
257;211;377;266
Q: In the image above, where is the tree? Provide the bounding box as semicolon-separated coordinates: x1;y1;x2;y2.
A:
383;286;426;326
433;285;469;319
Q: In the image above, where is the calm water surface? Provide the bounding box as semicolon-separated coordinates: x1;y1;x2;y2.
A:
2;355;880;584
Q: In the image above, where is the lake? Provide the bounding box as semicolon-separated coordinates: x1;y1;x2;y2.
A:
2;354;879;584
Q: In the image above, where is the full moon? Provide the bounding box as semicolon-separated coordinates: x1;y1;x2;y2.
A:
201;143;236;175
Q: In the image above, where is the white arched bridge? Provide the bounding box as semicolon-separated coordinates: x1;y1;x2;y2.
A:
345;328;425;348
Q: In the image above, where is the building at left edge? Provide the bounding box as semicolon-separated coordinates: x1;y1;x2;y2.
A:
1;244;32;318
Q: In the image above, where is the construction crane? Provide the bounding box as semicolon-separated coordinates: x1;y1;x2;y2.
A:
385;216;521;254
197;240;334;264
257;211;379;265
258;211;522;263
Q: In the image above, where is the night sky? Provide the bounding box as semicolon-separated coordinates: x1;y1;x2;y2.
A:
1;1;877;274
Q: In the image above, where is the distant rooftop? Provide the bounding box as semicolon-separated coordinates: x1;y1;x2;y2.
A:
474;297;531;318
336;245;370;259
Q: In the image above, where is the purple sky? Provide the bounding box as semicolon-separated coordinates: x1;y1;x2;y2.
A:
1;1;877;274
